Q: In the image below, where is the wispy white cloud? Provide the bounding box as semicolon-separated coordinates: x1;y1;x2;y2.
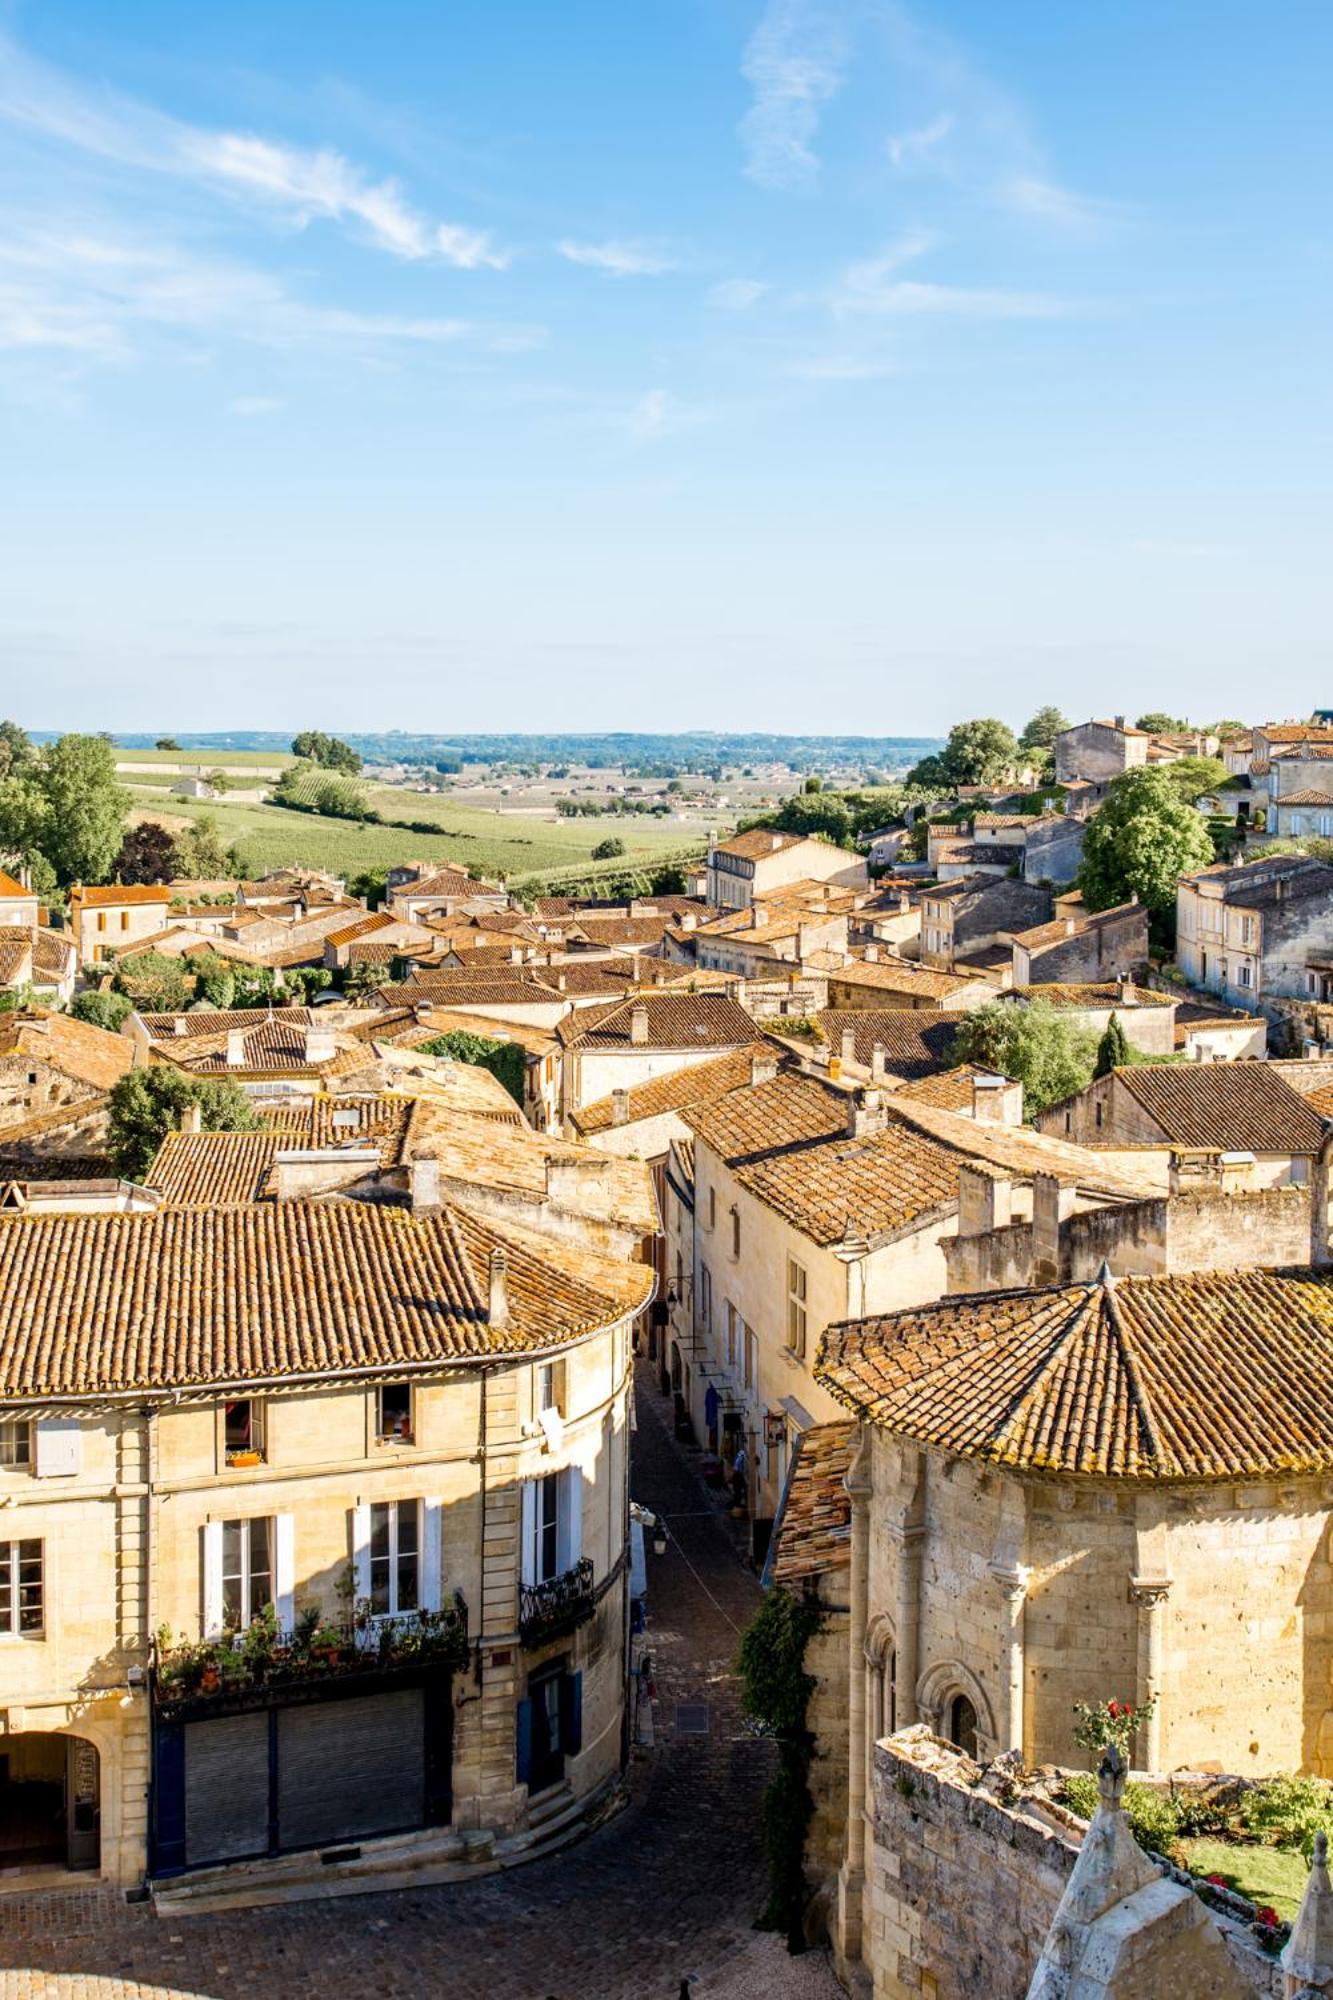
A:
626;387;714;441
833;237;1070;319
0;34;508;267
708;278;769;311
229;395;282;416
739;0;846;190
886;112;954;170
557;238;677;276
996;175;1118;236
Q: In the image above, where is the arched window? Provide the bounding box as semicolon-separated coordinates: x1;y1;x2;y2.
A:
947;1694;978;1760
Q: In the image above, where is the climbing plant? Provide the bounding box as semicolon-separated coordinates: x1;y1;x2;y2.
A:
418;1030;525;1107
738;1586;822;1951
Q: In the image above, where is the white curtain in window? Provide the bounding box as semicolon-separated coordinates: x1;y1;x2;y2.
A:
421;1497;443;1611
352;1501;372;1605
273;1513;295;1629
202;1520;224;1637
557;1466;583;1573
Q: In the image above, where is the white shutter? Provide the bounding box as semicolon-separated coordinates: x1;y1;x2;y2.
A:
34;1417;81;1478
519;1480;537;1587
202;1520;224;1638
420;1498;443;1612
273;1513;295;1631
559;1466;583;1573
352;1501;372;1608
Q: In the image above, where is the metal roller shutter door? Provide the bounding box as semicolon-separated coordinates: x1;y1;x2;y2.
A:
184;1713;268;1866
277;1687;425;1849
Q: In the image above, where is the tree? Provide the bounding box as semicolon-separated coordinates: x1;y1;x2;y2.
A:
187;956;236;1009
1209;720;1247;741
290;731;361;775
1078;766;1214;941
30;735;130;884
1019;706;1069;754
155;736;181;752
1161;755;1227;805
1135;713;1187;734
772;791;854;846
803;775;823;794
904;752;950;792
106;1068;260;1181
113;821;177;885
941;718;1020;788
953;1000;1100;1117
112;949;190;1012
171;815;232;881
205;768;231;795
418;1030;525;1106
0;720;32;777
591;836;626;860
70;989;133;1031
1095;1011;1131;1078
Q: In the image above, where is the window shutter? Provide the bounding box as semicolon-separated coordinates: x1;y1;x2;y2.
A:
559;1466;583;1573
352;1501;372;1607
519;1480;537;1587
202;1520;224;1638
561;1671;583;1758
515;1697;533;1785
420;1498;443;1612
34;1416;81;1478
273;1513;295;1631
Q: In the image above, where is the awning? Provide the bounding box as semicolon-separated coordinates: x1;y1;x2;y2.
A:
778;1394;817;1433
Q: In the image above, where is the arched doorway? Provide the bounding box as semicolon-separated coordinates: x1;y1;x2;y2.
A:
947;1695;979;1761
0;1733;100;1873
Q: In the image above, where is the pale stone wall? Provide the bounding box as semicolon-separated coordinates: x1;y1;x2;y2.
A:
571;1041;738;1115
804;1600;851;1897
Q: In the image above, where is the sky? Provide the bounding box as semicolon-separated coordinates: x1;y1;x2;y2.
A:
1;0;1330;736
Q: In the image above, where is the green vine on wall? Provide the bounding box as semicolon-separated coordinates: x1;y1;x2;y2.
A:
738;1586;822;1951
418;1030;526;1107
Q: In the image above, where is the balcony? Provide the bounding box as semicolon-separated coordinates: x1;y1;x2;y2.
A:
519;1558;595;1648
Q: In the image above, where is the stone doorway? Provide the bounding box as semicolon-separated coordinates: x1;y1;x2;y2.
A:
0;1733;100;1875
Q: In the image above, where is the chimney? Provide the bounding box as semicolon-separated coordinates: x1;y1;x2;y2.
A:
770;833;783;851
411;1156;440;1212
226;1027;247;1068
971;1073;1008;1124
865;943;880;964
304;1023;337;1065
1065;918;1077;936
899;891;911;914
870;1041;887;1083
611;1087;630;1126
1032;1173;1071;1285
629;1004;649;1046
1118;974;1136;1005
488;1247;510;1329
510;945;522;964
840;1027;857;1068
1114;714;1126;731
750;1049;778;1086
957;1164;1012;1239
557;972;567;992
180;1102;203;1136
414;1000;435;1022
847;1087;884;1138
173;1016;188;1037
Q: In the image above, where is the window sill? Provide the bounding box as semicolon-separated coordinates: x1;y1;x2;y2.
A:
375;1436;416;1449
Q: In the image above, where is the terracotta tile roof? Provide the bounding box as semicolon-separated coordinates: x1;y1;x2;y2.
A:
1014;983;1172;1009
1274;790;1333;808
769;1421;856;1584
572;1045;773;1136
892;1064;990;1111
828;961;977;1001
972;814;1032;832
0;870;33;900
0;1152;113;1181
734;1114;963;1246
1269;745;1333;762
1111;1064;1326;1152
325;912;397;948
73;884;172;908
888;1097;1168;1198
31;930;75;980
817;1267;1333;1482
375;1009;557;1058
261;1098;415;1147
814;1010;958;1080
565;916;671;947
139;1008;314;1042
153;1017;367;1079
712;829;804;861
150;1100;414;1206
1261;725;1333;744
0;1011;134;1093
1013;900;1143;950
557;993;757;1052
684;1071;848;1164
0;1200;653;1400
401;1103;659;1236
400;866;502;899
0;936;31;986
345;941;401;966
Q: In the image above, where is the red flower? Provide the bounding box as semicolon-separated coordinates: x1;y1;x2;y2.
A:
1108;1701;1121;1719
1256;1907;1279;1930
1205;1874;1228;1889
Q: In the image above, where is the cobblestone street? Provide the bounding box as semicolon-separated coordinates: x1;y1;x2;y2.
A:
0;1363;843;2000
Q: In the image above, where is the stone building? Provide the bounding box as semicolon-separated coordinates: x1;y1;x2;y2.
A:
919;876;1052;972
556;991;758;1130
1052;718;1150;785
0;1189;651;1891
1037;1058;1325;1185
1012;900;1149;988
705;830;867;912
1176;854;1333;1009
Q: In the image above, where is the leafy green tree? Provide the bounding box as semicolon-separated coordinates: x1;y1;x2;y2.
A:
1019;706;1069;753
803;775;823;794
591;836;626;860
290;730;361;774
1095;1011;1131;1077
347;868;388;910
1161;755;1227;805
942;718;1020;787
155;736;181;752
419;1030;525;1106
0;720;32;776
0;770;51;873
171;815;233;881
953;1000;1100;1117
205;768;231;795
107;1068;260;1180
187;956;236;1009
1078;767;1214;940
112;950;190;1012
772;791;854;845
1209;720;1247;741
904;752;951;791
113;821;177;885
1136;712;1187;733
31;735;130;884
69;989;133;1031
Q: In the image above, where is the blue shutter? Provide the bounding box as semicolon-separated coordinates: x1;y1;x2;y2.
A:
515;1697;533;1784
151;1718;187;1876
561;1671;583;1757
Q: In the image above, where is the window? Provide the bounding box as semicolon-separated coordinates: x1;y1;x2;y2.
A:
522;1467;582;1587
744;1326;757;1391
1094;1100;1103;1130
699;1264;711;1329
0;1420;30;1470
221;1517;272;1628
730;1206;741;1259
947;1693;978;1760
537;1360;566;1418
120;911;129;931
707;1186;716;1231
369;1499;419;1616
376;1381;413;1443
1240;963;1252;989
0;1540;42;1634
726;1302;738;1371
532;1472;560;1583
96;911;106;933
1241;916;1255;945
224;1398;265;1465
786;1259;808;1357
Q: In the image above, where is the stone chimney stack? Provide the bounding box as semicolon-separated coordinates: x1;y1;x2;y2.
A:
840;1027;857;1068
488;1247;510;1329
846;1088;884;1139
180;1102;203;1136
957;1164;1012;1239
226;1028;247;1068
864;943;880;964
870;1042;887;1084
750;1049;778;1086
971;1073;1008;1125
1032;1172;1070;1286
611;1087;630;1126
629;1004;649;1046
1312;1133;1333;1270
411;1156;440;1213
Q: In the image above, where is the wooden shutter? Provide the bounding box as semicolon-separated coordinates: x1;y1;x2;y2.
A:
33;1416;80;1478
352;1501;372;1606
202;1520;224;1637
515;1697;533;1784
558;1466;583;1573
420;1498;443;1612
519;1481;537;1586
273;1512;295;1631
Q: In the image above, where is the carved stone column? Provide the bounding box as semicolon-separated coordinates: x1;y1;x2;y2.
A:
989;1563;1029;1758
1129;1575;1172;1771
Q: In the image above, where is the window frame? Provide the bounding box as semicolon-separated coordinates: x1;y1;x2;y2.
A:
0;1419;31;1471
221;1516;273;1629
376;1380;414;1445
368;1498;420;1618
786;1258;808;1359
0;1538;42;1636
224;1397;266;1467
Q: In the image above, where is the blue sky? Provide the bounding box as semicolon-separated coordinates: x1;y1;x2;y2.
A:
1;0;1329;735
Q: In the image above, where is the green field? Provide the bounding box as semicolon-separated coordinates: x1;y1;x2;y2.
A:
130;784;710;886
115;748;295;772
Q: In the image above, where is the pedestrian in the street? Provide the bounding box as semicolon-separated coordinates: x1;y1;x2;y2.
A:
731;1440;749;1511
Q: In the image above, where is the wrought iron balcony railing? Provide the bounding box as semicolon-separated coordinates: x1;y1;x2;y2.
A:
519;1558;596;1647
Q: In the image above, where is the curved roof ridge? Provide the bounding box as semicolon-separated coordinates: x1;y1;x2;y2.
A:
1099;1269;1170;1476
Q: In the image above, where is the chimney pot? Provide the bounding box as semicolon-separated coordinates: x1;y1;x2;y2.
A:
871;1041;886;1082
488;1247;510;1328
840;1026;856;1066
629;1003;649;1046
